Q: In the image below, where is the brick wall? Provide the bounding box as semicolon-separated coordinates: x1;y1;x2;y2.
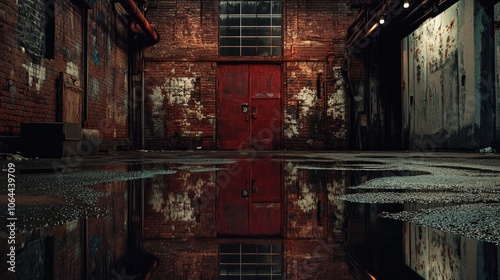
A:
143;168;216;239
143;61;217;149
0;0;130;150
0;179;128;280
140;161;355;280
86;1;130;149
143;0;358;150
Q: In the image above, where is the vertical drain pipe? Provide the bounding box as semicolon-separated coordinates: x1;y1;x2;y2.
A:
83;7;89;127
81;4;90;279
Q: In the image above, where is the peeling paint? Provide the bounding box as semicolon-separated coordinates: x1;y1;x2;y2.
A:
284;87;317;139
148;172;206;224
284;112;300;139
65;219;79;232
22;62;46;92
150;72;208;137
149;86;166;137
90;78;100;99
8;79;16;99
297;87;316;116
296;184;317;213
66;62;79;80
328;66;347;140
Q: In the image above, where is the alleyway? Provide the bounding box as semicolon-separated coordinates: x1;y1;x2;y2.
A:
1;150;499;279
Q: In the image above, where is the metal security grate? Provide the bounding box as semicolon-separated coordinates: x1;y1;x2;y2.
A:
219;243;283;280
219;1;282;56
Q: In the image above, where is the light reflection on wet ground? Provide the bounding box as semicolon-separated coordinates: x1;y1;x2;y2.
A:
0;151;499;279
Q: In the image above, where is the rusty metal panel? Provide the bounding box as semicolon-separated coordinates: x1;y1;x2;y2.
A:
217;64;250;149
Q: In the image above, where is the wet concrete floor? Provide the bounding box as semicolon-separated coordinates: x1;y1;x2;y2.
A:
0;151;499;279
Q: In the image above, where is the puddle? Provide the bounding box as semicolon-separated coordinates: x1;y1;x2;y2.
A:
1;157;499;280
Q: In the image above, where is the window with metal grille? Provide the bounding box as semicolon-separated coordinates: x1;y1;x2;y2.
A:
219;1;282;56
219;243;283;280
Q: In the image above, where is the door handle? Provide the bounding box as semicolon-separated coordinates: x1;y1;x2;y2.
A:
251;107;257;119
242;104;249;121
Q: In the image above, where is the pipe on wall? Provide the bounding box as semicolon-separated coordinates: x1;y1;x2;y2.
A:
83;7;89;127
119;0;159;44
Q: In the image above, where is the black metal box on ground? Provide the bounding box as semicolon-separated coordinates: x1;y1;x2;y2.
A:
21;122;82;158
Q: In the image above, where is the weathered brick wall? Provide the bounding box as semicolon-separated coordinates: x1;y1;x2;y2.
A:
143;169;216;239
283;1;355;149
139;161;354;280
143;0;357;150
143;239;218;280
0;179;128;280
0;0;129;150
143;61;216;149
86;1;130;149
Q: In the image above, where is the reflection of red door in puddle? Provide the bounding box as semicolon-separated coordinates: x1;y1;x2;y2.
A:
217;64;281;150
217;160;282;236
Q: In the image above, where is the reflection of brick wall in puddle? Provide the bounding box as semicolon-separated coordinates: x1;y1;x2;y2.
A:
0;178;128;280
143;170;216;239
143;239;218;280
88;180;128;278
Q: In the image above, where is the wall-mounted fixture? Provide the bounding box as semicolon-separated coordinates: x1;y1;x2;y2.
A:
379;14;386;25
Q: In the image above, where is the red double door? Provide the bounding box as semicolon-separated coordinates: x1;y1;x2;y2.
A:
217;160;282;237
217;64;282;150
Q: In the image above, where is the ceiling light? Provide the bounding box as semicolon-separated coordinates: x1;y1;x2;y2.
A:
379;15;386;25
403;1;409;8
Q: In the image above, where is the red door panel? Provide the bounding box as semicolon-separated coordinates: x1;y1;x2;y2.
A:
217;161;250;236
250;65;282;150
251;160;282;203
217;161;283;237
217;65;250;150
217;64;282;150
250;203;281;236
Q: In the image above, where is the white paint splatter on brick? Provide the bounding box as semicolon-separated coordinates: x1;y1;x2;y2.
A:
328;66;348;139
284;87;316;139
22;62;46;92
150;86;166;136
284;113;299;139
286;162;319;213
297;87;316;116
154;76;196;105
90;78;100;99
151;72;208;137
148;172;208;224
66;62;79;80
65;219;78;232
167;77;196;105
296;184;317;213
